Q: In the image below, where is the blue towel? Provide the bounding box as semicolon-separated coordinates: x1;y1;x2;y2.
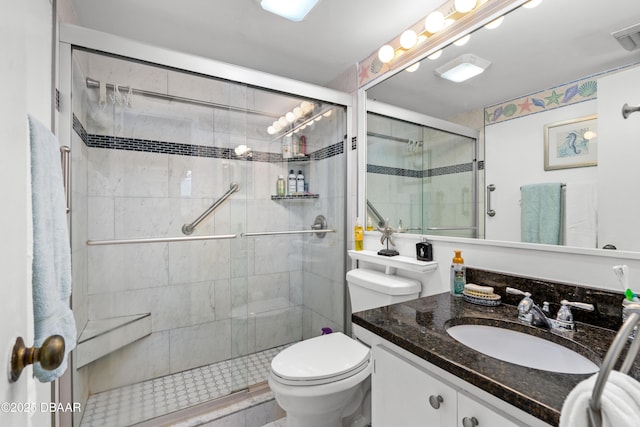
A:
28;115;76;382
521;183;563;245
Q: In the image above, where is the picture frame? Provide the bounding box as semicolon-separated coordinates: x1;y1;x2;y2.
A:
544;114;598;171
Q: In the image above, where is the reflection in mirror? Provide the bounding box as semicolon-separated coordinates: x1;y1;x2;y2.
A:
366;110;478;238
365;0;640;250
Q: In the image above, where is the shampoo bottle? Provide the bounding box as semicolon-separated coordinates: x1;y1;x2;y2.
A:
282;135;292;159
276;175;286;196
450;250;466;296
288;169;296;195
296;170;305;193
354;217;364;251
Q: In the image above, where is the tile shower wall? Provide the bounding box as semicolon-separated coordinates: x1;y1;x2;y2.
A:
71;50;346;401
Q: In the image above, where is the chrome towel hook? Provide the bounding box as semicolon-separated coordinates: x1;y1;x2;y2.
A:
622;103;640;119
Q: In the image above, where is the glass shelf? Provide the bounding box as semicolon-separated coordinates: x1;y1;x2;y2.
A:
271;194;319;200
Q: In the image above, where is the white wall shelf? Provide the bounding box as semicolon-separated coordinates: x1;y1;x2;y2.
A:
348;249;438;274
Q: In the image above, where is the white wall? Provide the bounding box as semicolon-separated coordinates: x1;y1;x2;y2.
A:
485;100;598;243
0;1;53;426
597;65;640;251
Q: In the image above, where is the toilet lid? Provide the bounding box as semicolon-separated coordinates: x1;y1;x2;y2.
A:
271;332;370;385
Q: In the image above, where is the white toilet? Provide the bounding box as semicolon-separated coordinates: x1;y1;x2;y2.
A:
268;268;421;427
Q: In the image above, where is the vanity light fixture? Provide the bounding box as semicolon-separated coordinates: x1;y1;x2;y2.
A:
259;0;320;22
435;53;491;82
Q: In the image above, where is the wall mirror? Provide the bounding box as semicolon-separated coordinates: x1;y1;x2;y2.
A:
364;0;640;251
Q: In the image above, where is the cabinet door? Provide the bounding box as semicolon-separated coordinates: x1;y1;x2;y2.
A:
372;345;457;427
458;392;520;427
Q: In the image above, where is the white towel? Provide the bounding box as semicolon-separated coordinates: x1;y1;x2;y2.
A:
28;115;76;382
559;371;640;427
564;182;597;248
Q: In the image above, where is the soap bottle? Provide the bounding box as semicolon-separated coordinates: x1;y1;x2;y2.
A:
288;169;296;195
276;175;286;196
366;216;374;231
354;217;364;251
282;135;292;159
296;170;305;193
450;250;466;296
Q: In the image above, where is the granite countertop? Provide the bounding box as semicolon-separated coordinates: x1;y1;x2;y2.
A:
352;292;640;426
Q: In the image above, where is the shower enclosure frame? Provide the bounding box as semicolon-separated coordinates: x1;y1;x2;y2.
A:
57;23;353;426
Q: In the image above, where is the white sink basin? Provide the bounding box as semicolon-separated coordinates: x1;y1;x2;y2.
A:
446;324;599;374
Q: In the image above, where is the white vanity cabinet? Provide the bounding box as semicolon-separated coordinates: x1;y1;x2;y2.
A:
372;345;521;427
372;344;457;426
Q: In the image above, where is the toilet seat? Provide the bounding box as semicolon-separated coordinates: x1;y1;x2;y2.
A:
270;332;371;386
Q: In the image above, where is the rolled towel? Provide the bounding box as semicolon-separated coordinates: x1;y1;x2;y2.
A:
560;371;640;427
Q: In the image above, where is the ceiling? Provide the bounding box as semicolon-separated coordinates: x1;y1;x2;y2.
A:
67;0;442;87
66;0;640;119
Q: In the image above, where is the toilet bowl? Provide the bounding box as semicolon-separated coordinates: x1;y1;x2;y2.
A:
269;268;421;427
268;332;371;427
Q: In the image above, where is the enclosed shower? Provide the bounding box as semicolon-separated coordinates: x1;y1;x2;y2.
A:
66;47;347;426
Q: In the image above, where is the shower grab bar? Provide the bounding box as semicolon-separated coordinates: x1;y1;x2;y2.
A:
426;226;478;231
60;146;70;214
486;184;496;217
182;183;239;235
87;234;237;246
587;303;640;427
243;215;333;238
366;199;386;228
243;229;336;237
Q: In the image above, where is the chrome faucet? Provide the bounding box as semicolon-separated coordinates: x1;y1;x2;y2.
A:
506;287;594;331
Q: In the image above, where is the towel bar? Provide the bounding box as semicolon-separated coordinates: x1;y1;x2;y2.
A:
10;335;65;383
587;303;640;427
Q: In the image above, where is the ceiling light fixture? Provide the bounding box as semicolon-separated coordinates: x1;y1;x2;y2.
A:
260;0;320;22
435;53;491;82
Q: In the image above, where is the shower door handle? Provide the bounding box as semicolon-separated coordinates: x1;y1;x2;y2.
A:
486;184;496;217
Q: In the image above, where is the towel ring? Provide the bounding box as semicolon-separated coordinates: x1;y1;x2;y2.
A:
9;335;65;383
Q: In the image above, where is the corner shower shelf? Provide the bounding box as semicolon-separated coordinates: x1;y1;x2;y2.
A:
348;249;438;274
271;194;319;200
76;313;151;368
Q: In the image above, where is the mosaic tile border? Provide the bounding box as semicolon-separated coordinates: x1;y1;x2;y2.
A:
367;160;481;179
485;61;640;125
73;114;343;163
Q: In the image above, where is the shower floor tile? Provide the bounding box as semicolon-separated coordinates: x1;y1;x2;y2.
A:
80;345;288;427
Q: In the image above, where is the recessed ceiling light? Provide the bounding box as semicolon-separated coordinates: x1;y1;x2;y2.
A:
435;54;491;83
260;0;320;22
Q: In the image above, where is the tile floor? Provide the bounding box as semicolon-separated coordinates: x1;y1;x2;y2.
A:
80;345;289;427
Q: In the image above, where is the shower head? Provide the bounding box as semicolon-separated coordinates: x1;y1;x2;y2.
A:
612;23;640;51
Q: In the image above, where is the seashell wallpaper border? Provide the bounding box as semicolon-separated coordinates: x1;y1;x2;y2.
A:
485;62;640;125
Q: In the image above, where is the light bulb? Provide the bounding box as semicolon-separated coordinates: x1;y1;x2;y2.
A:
523;0;542;8
454;0;477;13
405;62;420;72
378;45;395;63
428;50;442;60
293;107;303;118
323;110;333;117
484;16;504;29
300;101;313;114
453;34;471;46
425;11;445;33
273;122;282;132
267;126;276;135
400;30;418;49
285;112;295;122
278;116;288;127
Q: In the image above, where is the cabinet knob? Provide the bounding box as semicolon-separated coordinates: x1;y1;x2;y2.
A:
462;416;479;427
428;394;444;409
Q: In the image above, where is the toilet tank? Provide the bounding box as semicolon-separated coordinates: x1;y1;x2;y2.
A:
346;268;421;313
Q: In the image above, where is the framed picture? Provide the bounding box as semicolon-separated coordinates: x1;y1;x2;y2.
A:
544;115;597;171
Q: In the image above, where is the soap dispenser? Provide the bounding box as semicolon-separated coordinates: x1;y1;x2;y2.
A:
450;250;466;296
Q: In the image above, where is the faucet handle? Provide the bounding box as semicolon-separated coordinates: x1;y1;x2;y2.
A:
560;300;595;312
506;287;531;297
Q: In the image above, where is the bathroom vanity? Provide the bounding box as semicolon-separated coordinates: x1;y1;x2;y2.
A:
352;291;638;427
